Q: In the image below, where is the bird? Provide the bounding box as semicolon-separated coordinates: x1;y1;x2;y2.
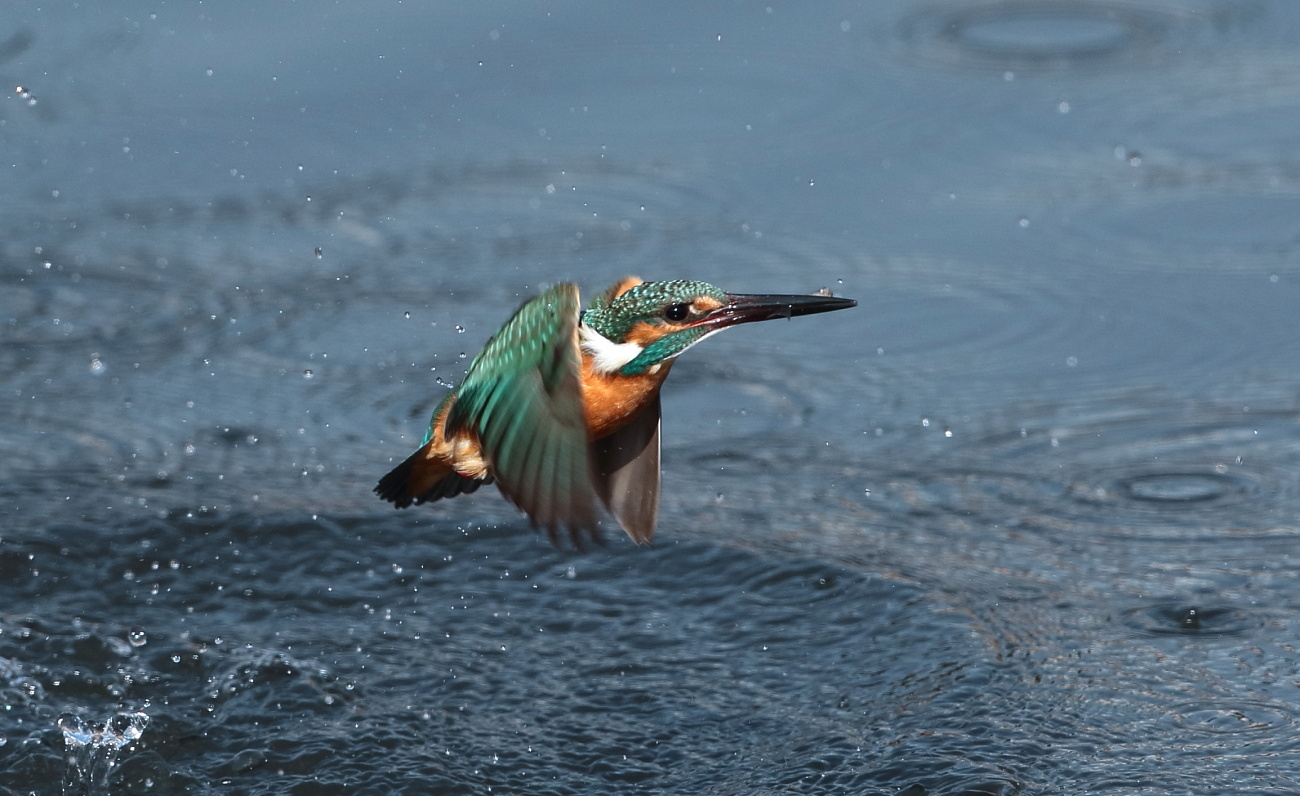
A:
375;276;856;547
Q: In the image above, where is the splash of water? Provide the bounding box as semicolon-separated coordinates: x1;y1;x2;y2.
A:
58;711;150;796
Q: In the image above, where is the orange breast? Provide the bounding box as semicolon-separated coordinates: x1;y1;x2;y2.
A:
581;357;671;439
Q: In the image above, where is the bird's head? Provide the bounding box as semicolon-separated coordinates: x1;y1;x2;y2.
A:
580;277;856;376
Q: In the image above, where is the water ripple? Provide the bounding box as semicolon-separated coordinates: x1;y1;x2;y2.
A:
0;265;225;382
1119;602;1265;639
884;0;1224;74
1061;180;1300;274
1168;700;1294;736
968;405;1300;542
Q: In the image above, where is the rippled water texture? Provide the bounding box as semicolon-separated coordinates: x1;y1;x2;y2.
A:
4;2;1300;793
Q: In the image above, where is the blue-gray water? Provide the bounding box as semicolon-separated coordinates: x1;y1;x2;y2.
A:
4;2;1300;793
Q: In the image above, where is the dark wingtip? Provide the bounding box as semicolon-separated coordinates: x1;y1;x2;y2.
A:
375;455;418;508
375;451;489;509
421;472;490;502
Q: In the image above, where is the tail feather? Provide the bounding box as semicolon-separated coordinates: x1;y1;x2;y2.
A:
375;446;491;509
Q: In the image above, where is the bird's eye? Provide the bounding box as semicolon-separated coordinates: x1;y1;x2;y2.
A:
663;303;690;322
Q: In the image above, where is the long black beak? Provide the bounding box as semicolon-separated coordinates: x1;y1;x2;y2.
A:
695;291;857;330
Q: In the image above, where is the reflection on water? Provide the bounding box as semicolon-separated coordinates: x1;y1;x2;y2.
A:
5;0;1300;793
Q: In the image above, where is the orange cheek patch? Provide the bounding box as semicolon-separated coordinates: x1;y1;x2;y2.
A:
692;296;724;313
625;320;676;347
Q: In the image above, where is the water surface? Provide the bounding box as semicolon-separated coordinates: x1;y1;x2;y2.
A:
4;1;1300;793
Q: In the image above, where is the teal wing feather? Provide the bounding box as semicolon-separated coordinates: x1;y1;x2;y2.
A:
446;284;600;542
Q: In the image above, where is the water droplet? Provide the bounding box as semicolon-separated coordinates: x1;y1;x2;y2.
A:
403;311;411;319
1057;100;1070;114
205;68;214;77
1018;216;1029;227
457;352;467;359
314;247;323;258
1123;603;1257;638
302;369;313;379
107;712;150;747
89;354;106;375
58;714;93;747
454;325;465;333
128;628;148;647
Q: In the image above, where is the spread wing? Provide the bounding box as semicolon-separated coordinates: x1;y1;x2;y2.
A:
591;395;661;544
445;283;600;543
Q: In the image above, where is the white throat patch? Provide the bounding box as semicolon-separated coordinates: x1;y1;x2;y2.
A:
579;323;644;374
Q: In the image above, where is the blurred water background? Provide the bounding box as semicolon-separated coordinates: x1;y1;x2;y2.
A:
4;1;1300;793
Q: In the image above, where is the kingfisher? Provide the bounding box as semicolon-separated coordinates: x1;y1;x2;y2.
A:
375;277;855;547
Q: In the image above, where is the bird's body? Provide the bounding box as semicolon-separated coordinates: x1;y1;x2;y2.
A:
376;276;855;546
